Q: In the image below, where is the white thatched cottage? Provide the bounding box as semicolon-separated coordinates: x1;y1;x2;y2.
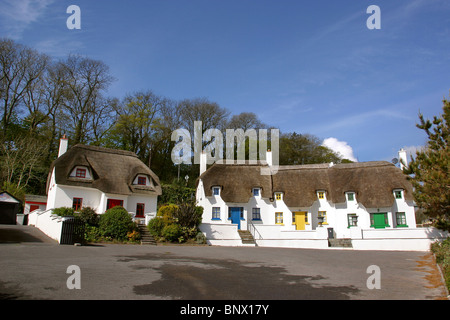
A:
196;151;448;251
45;136;161;224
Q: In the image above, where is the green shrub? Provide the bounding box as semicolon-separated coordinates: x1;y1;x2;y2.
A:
162;223;182;242
99;206;135;241
76;207;99;226
157;204;179;225
196;232;207;244
431;238;450;291
52;207;75;217
147;217;166;237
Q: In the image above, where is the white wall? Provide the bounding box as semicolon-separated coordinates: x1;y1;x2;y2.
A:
28;209;63;243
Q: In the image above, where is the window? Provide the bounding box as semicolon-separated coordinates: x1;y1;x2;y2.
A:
275;193;282;201
347;214;358;227
318;192;325;199
394;190;403;199
136;203;145;217
212;207;221;220
252;208;261;220
347;192;355;201
318;211;327;224
72;198;83;211
275;212;283;224
396;212;408;227
137;176;147;185
75;168;86;178
213;187;220;196
253;188;260;197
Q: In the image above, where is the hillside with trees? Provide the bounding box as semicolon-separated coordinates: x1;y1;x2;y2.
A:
0;38;349;200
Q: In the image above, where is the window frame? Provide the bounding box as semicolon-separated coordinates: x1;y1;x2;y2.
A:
252;208;261;221
275;193;282;201
136;203;145;217
347;213;358;227
395;212;408;227
347;192;355;201
394;190;403;199
212;207;221;220
72;197;83;211
318;191;325;200
275;212;283;225
253;188;260;197
137;176;147;185
318;211;327;224
75;168;86;178
213;187;220;196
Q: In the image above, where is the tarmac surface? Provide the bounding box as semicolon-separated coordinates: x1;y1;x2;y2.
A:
0;224;448;301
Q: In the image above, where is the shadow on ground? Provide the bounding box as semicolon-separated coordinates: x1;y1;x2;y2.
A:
118;253;360;300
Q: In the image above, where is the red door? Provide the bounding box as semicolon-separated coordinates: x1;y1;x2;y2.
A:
106;199;123;210
29;205;40;213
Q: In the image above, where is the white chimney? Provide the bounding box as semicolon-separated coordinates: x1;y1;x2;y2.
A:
58;134;68;157
266;149;272;167
200;151;207;176
398;148;407;170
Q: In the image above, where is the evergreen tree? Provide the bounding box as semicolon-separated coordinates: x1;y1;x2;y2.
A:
405;96;449;230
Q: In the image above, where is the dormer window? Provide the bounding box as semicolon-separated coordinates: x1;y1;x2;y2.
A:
318;191;325;200
346;192;355;201
76;168;86;178
275;193;282;201
253;188;260;197
137;176;146;185
213;187;220;196
394;190;403;199
133;175;150;186
70;166;91;179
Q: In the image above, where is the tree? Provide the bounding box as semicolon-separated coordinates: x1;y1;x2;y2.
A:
59;54;114;144
0;38;49;139
405;97;449;228
279;132;342;165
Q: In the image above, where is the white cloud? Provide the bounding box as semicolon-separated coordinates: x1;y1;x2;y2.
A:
0;0;54;39
322;137;357;162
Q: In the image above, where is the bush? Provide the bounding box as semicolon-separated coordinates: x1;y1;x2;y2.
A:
157;204;179;225
99;206;135;241
173;202;203;229
147;217;166;237
76;207;99;226
162;223;182;242
431;238;450;291
52;207;75;217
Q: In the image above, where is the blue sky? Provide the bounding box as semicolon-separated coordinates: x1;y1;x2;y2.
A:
1;0;449;163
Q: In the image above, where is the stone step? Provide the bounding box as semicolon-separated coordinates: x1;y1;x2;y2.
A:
238;230;256;245
138;225;157;245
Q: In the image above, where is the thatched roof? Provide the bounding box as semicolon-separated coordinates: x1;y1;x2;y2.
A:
47;144;161;196
199;161;413;208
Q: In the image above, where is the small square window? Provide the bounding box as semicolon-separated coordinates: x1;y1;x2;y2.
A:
72;198;83;211
137;176;147;185
347;214;358;227
396;212;407;227
253;188;260;197
394;190;403;199
347;192;355;201
275;193;282;201
318;192;325;199
212;207;220;220
318;211;327;224
76;168;86;178
213;187;220;196
275;212;283;224
252;208;261;220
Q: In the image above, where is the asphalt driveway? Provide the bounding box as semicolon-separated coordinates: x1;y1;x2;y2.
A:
0;225;447;301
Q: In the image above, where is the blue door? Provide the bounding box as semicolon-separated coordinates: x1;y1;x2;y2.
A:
229;207;243;230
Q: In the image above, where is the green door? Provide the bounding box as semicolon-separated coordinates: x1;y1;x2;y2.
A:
372;213;388;229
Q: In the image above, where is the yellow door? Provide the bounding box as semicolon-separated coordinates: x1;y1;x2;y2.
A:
294;212;306;230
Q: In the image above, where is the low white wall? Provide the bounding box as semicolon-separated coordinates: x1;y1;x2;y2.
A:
199;223;243;246
200;223;449;251
28;209;63;243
